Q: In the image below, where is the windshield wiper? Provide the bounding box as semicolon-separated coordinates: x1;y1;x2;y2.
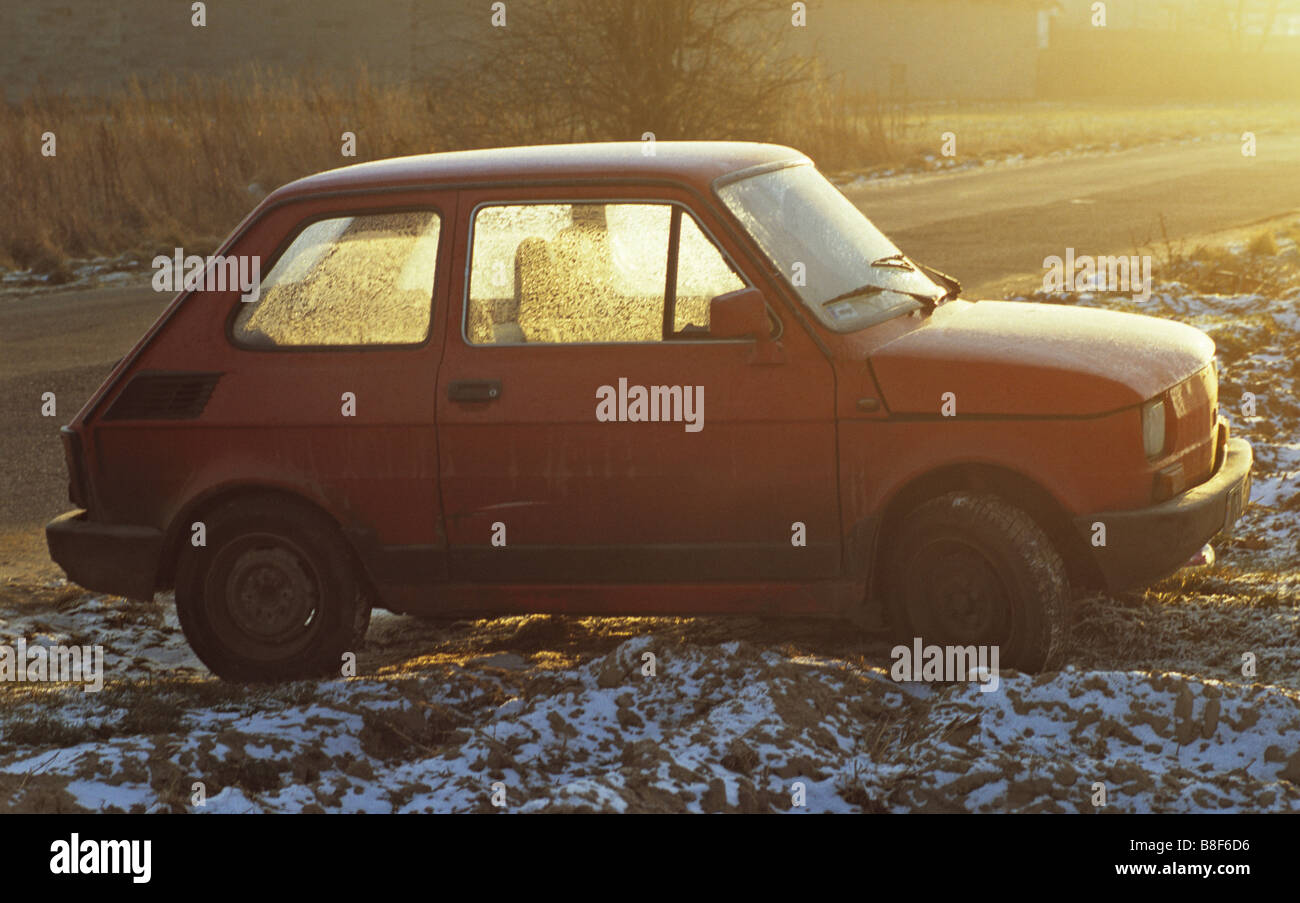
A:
821;283;940;310
869;252;916;271
917;262;962;302
821;283;888;307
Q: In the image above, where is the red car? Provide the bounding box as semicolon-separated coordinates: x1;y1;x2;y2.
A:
46;142;1253;680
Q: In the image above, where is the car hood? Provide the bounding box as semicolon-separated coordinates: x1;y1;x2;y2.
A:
869;300;1215;416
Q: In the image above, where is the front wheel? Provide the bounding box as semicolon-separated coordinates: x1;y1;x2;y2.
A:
883;491;1070;672
175;498;369;681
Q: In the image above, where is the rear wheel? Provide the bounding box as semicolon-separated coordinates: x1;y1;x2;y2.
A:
883;491;1070;672
175;497;370;681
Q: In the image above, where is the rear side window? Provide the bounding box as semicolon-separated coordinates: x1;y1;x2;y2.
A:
233;210;441;347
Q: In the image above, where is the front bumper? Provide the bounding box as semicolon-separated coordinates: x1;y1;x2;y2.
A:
1076;437;1253;593
45;510;163;601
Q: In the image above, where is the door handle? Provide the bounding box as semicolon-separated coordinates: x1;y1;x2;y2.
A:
448;379;502;402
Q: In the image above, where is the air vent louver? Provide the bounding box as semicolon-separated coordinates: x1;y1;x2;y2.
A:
104;371;221;421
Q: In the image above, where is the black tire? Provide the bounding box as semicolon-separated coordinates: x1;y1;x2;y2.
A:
883;491;1070;672
174;497;370;681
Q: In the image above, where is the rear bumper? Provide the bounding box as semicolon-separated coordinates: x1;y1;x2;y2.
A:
45;510;163;601
1075;437;1252;593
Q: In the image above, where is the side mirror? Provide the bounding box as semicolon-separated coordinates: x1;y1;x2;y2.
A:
709;286;784;365
709;287;770;340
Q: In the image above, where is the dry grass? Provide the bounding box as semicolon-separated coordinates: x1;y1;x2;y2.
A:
0;65;904;271
1069;563;1299;683
1248;229;1281;258
0;67;452;270
7;64;1294;272
1126;213;1300;296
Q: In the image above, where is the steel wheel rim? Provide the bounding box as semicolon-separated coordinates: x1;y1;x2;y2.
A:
905;536;1013;647
205;532;323;659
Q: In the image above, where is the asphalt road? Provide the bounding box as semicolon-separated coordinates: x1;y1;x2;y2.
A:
852;134;1300;297
4;135;1300;580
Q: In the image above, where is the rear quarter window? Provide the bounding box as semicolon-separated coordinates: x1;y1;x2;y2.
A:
232;210;441;347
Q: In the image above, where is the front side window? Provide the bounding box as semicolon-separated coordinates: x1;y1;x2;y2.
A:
716;163;943;333
674;215;745;333
233;210;441;347
466;202;744;345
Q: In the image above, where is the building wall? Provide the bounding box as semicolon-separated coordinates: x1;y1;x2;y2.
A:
1038;24;1300;99
784;0;1041;99
1052;0;1300;36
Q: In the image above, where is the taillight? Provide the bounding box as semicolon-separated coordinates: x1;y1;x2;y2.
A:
60;426;86;508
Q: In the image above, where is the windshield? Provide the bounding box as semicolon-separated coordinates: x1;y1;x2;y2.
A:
716;163;944;332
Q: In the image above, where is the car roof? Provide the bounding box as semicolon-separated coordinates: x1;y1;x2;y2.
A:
267;141;810;202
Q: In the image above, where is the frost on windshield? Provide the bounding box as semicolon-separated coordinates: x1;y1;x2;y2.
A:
233;211;440;347
717;164;941;332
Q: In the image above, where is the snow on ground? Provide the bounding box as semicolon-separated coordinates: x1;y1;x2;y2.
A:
0;588;202;678
2;620;1299;813
828;133;1236;188
0;254;151;293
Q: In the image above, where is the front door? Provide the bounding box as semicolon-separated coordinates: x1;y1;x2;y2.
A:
436;186;839;583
